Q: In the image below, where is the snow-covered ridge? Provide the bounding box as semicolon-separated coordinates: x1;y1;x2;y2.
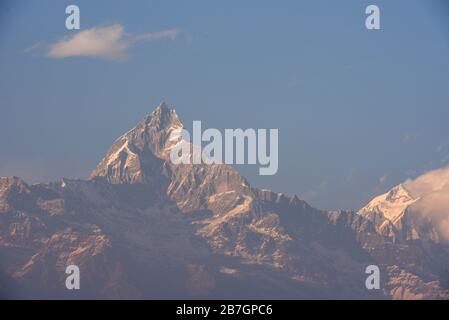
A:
359;184;418;224
2;102;449;299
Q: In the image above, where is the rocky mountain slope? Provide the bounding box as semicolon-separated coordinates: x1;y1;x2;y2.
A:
1;102;448;299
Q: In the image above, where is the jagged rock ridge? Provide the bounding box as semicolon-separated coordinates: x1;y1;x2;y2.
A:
1;102;448;299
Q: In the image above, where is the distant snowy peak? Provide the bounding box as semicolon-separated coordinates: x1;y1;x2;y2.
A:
358;181;449;243
120;101;183;158
90;102;257;213
359;184;417;224
90;102;182;184
148;101;182;133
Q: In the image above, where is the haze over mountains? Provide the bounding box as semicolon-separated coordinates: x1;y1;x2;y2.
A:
0;103;448;299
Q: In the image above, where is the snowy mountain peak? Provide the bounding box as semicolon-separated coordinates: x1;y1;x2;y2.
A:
360;166;449;244
90;102;183;183
147;101;182;132
386;184;413;202
155;100;168;111
359;183;417;224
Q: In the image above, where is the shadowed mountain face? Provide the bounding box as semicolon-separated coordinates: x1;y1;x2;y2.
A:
1;103;448;299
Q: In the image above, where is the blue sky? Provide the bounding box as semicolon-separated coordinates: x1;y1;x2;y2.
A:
1;0;449;210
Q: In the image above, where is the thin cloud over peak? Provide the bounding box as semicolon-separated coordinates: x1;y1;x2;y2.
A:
45;24;182;61
403;165;449;242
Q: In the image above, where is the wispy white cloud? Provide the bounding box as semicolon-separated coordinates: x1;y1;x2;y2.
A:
44;24;182;61
403;165;449;242
132;28;181;42
379;175;387;184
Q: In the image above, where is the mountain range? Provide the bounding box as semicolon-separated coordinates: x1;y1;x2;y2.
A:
1;102;448;299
